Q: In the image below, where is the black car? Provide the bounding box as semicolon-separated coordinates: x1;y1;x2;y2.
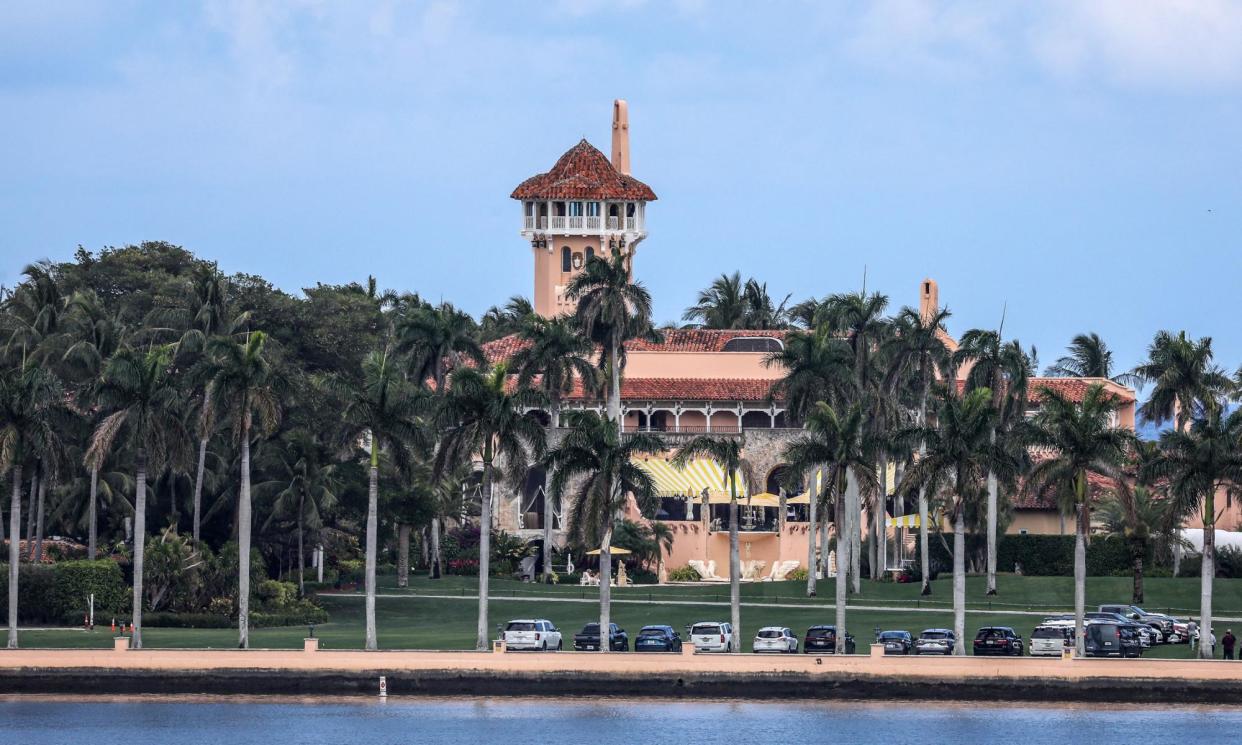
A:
1084;621;1142;658
803;625;856;654
973;627;1024;656
1085;612;1155;647
634;625;683;653
878;630;914;655
574;622;628;652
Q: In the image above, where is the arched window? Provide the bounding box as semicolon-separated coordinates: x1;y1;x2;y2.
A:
586;246;595;262
561;246;572;272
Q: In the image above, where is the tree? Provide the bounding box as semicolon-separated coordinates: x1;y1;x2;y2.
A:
891;305;951;595
435;364;545;650
1097;483;1176;604
1;262;65;367
397;302;484;392
544;411;662;652
682;272;746;329
900;387;1009;654
565;247;659;425
1025;384;1134;656
202;331;281;648
510;315;596;583
1044;332;1128;381
337;349;427;650
954;329;1032;596
1145;407;1242;659
649;520;674;582
86;346;190;649
0;363;64;648
1131;331;1230;432
257;430;339;597
479;295;533;343
783;402;875;652
673;436;752;652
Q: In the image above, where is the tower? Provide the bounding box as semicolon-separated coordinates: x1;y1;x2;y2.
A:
511;100;657;317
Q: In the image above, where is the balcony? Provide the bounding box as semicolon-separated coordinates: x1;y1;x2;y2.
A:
523;215;644;234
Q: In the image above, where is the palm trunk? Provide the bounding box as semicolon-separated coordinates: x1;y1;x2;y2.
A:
806;467;818;597
397;524;411;589
132;454;148;649
728;480;740;653
542;398;560;584
952;503;965;655
296;496;305;597
237;428;252;650
25;470;36;549
1074;501;1087;657
7;465;22;648
476;453;493;651
364;455;379;650
430;517;442;579
599;520;614;654
192;436;208;543
836;469;856;653
1200;493;1215;659
33;475;46;564
850;474;861;593
818;500;829;579
1132;554;1144;604
87;467;98;561
875;451;888;578
607;338;621;426
986;429;998;595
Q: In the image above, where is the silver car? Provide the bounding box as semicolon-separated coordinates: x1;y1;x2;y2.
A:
754;626;798;653
914;628;955;655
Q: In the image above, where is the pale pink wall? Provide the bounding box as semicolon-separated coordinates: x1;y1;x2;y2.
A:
624;352;784;379
533;236;607;317
708;411;739;430
677;411;707;428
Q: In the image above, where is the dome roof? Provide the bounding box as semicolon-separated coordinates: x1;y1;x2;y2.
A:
511;139;656;201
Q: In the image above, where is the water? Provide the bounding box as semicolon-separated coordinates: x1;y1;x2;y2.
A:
3;696;1240;745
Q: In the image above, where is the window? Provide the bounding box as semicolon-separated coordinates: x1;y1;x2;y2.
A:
561;246;572;272
586;202;600;217
722;337;784;353
585;246;595;262
568;201;584;217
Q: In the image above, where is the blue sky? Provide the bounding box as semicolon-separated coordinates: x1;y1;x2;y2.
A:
2;1;1240;374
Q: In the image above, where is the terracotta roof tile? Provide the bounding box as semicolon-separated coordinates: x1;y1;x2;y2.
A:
955;377;1136;404
511;140;657;201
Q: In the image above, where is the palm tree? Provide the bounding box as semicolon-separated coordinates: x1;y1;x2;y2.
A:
544;411;662;652
1025;384;1134;656
682;272;746;329
479;295;534;343
783;402;875;651
0;363;64;648
891;305;951;594
740;279;792;330
510;315;596;583
257;430;339;596
1097;483;1177;604
1131;331;1230;432
673;436;752;652
954;329;1031;596
435;364;545;650
396;302;485;392
900;387;1008;654
565;247;659;425
86;346;190;649
337;349;428;650
1044;333;1132;382
649;520;674;582
1;262;64;367
1146;407;1242;658
202;331;280;648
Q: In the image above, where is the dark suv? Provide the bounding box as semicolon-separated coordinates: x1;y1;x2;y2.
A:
574;622;628;652
633;625;683;653
973;627;1024;656
878;630;914;655
804;625;857;654
1085;622;1142;658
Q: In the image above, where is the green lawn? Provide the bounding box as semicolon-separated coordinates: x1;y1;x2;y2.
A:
17;573;1240;657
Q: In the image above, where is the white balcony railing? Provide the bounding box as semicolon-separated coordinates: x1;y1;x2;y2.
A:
527;214;642;234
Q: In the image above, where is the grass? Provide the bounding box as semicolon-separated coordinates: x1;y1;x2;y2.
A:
17;573;1241;657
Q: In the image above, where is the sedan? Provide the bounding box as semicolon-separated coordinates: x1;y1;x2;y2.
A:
913;628;956;656
754;626;798;654
972;626;1024;656
634;625;683;653
878;630;914;655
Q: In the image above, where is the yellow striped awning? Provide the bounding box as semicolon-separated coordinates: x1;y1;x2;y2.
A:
885;514;921;528
786;469;825;505
635;458;749;500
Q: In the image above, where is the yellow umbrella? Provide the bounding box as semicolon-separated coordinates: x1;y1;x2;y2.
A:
786;493;810;505
585;547;632;556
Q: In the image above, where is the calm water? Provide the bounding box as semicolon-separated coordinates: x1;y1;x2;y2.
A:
3;696;1240;745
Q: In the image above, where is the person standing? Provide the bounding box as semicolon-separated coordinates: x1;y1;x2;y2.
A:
1209;629;1217;658
1222;629;1236;660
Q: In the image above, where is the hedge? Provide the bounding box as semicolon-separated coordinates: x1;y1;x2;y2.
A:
0;564;56;623
917;533;1146;577
51;560;128;619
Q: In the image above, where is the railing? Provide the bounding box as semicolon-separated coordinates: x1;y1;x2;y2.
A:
623;424;742;434
527;215;642;233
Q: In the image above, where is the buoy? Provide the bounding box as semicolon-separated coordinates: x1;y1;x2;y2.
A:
378;676;388;698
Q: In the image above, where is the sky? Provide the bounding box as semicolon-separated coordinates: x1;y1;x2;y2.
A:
1;1;1240;374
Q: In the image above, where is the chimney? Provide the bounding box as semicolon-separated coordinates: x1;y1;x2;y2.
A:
611;99;630;175
919;278;939;322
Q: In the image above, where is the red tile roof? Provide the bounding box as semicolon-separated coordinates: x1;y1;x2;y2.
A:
955;377;1135;404
511;140;657;201
1012;469;1120;510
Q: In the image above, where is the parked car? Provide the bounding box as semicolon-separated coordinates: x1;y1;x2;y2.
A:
753;626;798;654
573;622;628;652
1084;621;1142;658
1098;604;1177;642
972;627;1024;656
1029;624;1074;657
503;619;562;651
690;621;736;653
878;630;914;655
913;628;956;655
634;625;683;653
803;625;856;654
1170;620;1194;644
1085;612;1156;647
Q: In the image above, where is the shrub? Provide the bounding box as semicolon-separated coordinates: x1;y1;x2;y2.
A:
143;612;232;628
256;579;298;609
628;568;657;585
666;565;700;582
0;563;56;624
50;560;127;619
786;567;809;582
252;602;328;628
